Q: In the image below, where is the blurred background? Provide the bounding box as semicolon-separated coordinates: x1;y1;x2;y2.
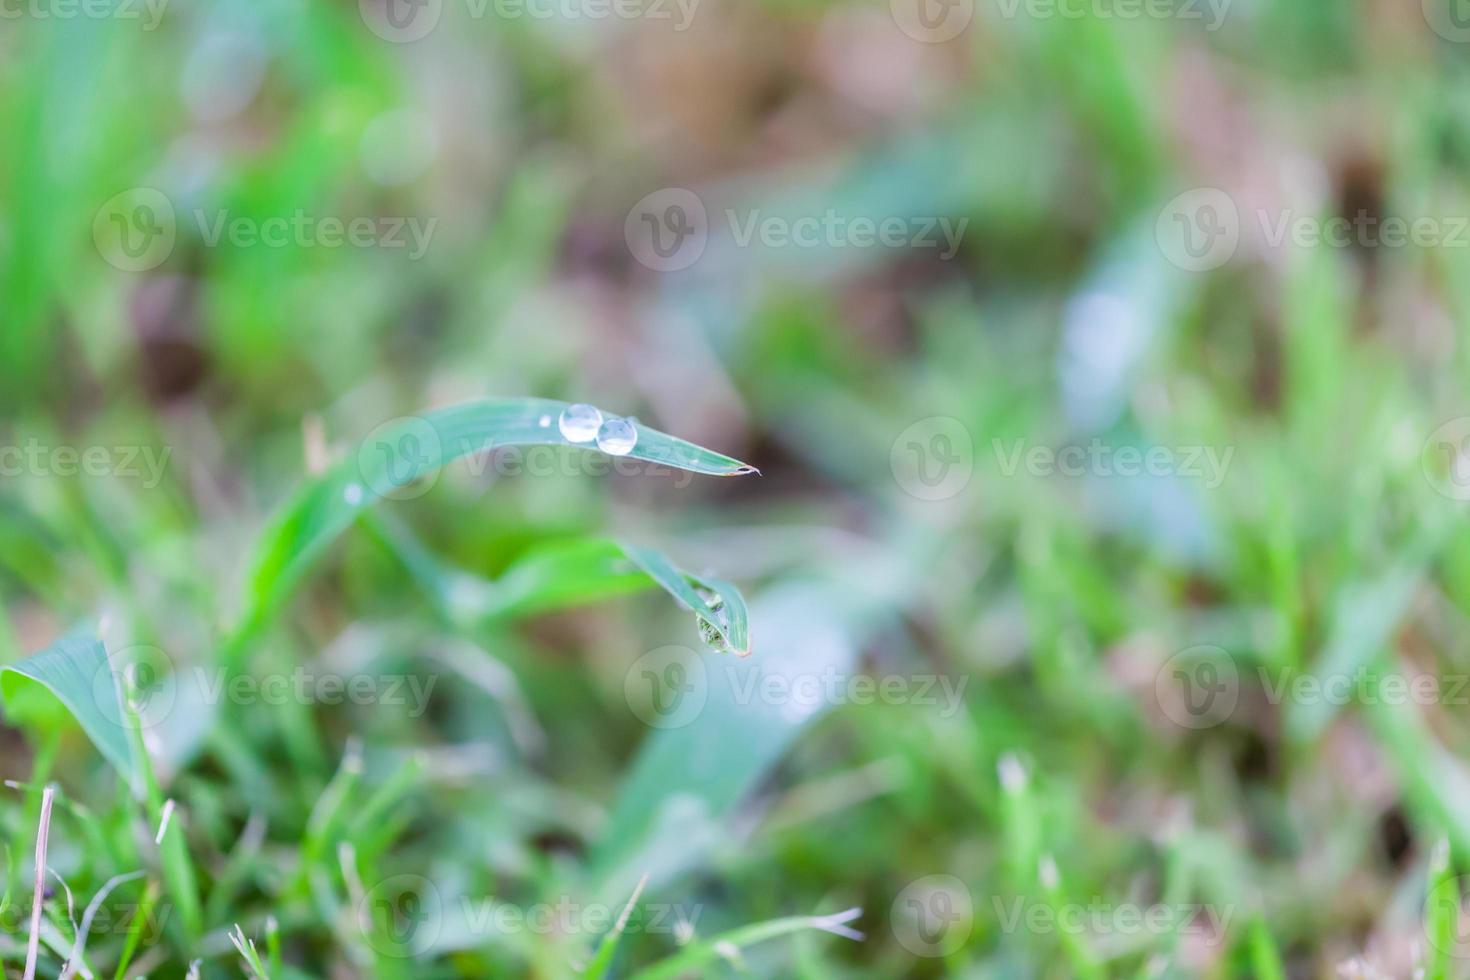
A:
7;0;1470;976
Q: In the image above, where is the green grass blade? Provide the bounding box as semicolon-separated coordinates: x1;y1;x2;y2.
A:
629;909;863;980
0;628;134;786
234;398;756;650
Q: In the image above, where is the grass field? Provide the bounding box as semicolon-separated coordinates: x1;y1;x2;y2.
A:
5;0;1470;977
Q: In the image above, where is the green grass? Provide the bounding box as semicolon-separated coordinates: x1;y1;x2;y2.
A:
5;0;1470;976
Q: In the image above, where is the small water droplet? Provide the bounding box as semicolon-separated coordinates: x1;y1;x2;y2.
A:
596;417;638;456
343;483;365;505
698;616;731;653
538;414;551;428
559;403;602;443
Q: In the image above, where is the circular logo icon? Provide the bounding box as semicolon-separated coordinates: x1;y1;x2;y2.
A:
890;0;973;42
624;645;707;729
1155;188;1239;272
891;875;973;957
624;188;708;272
1426;873;1470;959
1424;0;1470;42
360;0;443;42
357;416;443;501
890;417;974;501
93;188;176;273
1423;417;1470;501
91;644;176;731
1154;645;1238;730
359;874;444;958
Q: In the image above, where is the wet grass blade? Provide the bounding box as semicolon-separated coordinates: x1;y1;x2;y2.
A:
234;398;756;654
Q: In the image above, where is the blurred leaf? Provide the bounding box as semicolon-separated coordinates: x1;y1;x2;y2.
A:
0;627;133;784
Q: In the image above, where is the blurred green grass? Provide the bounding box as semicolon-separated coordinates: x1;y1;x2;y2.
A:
5;0;1470;976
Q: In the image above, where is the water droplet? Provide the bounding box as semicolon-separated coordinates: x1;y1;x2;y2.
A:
559;403;602;443
538;414;551;428
343;483;365;506
596;417;638;456
698;616;731;653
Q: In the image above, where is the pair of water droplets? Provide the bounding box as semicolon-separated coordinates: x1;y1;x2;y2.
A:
546;403;638;456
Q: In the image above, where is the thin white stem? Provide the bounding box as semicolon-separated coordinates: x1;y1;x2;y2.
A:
23;785;56;980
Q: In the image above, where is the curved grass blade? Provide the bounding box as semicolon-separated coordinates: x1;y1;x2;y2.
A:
630;909;864;980
0;628;133;785
235;398;756;650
